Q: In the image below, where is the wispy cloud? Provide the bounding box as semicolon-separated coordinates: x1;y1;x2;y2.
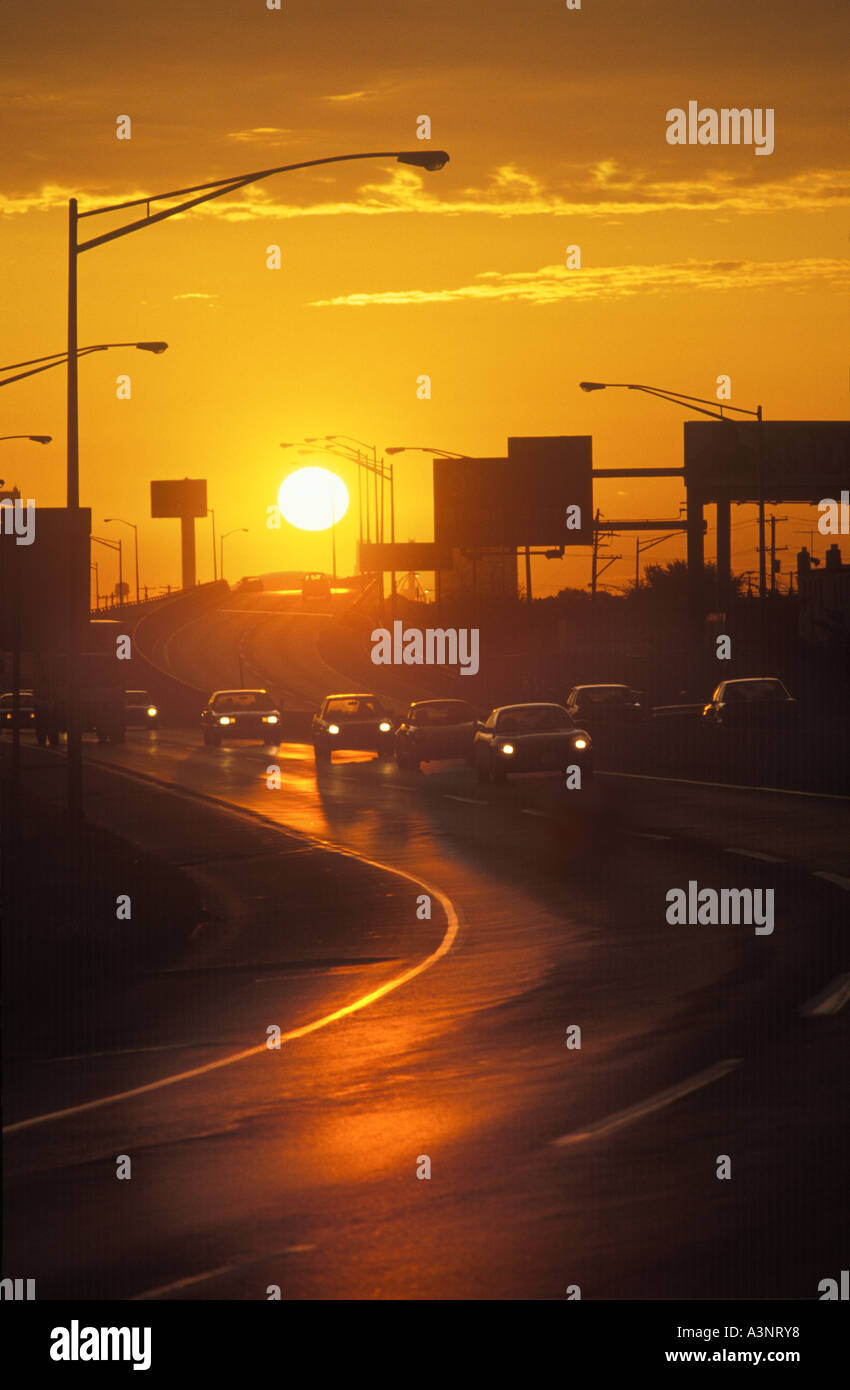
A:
310;258;850;308
323;91;371;103
2;163;847;222
225;127;293;144
172;291;218;301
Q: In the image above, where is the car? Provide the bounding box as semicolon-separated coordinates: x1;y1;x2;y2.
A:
201;689;282;746
312;693;394;763
473;702;593;785
302;571;332;601
124;689;159;730
234;576;263;593
395;699;478;770
565;684;643;730
701;677;798;732
0;689;36;731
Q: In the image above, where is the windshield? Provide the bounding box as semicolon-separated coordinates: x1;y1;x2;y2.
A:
212;691;272;712
723;680;788;703
496;706;574;734
412;701;475;727
325;697;382;719
580;687;629;705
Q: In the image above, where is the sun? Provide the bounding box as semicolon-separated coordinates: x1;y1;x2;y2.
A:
277;467;349;532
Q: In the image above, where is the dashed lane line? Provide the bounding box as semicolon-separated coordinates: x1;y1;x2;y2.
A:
724;848;784;863
814;871;850;892
597;771;850;801
799;974;850;1017
553;1058;742;1147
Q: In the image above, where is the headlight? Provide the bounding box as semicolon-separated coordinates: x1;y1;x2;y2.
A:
147;705;158;717
263;714;279;724
328;723;340;735
219;716;233;725
379;721;392;733
573;737;588;750
499;742;515;755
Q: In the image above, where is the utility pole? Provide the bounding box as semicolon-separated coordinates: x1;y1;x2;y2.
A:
769;514;788;595
591;509;601;601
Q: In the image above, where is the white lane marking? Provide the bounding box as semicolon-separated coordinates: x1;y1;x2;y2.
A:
221;609;333;617
444;795;486;805
133;1246;316;1300
814;871;850;892
134;1265;234;1298
628;831;670;841
597;770;850;801
553;1058;742;1147
520;808;549;818
3;775;461;1137
724;847;783;863
799;974;850;1017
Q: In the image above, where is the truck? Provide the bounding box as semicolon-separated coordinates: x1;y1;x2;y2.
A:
34;619;128;746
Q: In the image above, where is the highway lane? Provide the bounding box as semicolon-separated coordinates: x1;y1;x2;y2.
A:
4;592;849;1299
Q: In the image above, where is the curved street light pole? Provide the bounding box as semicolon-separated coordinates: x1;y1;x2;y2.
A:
104;517;140;602
579;380;766;602
0;342;167;390
220;527;248;583
64;149;448;815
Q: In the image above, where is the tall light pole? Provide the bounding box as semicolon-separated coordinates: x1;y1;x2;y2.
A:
65;149;448;816
221;527;248;582
579;380;765;601
91;534;123;605
208;508;217;581
104;517;139;602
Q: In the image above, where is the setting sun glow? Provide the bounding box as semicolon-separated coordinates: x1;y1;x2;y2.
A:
277;467;349;532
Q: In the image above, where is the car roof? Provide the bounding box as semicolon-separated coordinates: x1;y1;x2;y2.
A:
1;689;34;698
492;702;568;714
211;688;271;698
720;676;784;685
323;692;379;700
409;698;473;708
570;684;629;692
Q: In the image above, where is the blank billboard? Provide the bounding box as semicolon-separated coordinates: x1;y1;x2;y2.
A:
150;478;208;518
684;422;850;503
433;436;592;547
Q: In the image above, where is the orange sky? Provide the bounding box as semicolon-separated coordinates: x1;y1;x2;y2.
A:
1;0;847;597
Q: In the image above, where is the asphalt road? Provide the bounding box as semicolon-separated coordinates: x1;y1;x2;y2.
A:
4;591;849;1300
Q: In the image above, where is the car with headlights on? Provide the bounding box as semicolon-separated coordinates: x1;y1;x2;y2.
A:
0;689;36;731
395;698;478;770
201;689;282;746
473;702;592;784
312;693;394;763
124;689;159;730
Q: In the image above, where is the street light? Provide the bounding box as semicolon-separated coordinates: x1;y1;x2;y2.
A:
220;527;248;582
385;445;468;458
0;343;167;389
63;149;448;816
579;379;766;599
0;434;52;444
104;517;140;603
91;534;123;605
